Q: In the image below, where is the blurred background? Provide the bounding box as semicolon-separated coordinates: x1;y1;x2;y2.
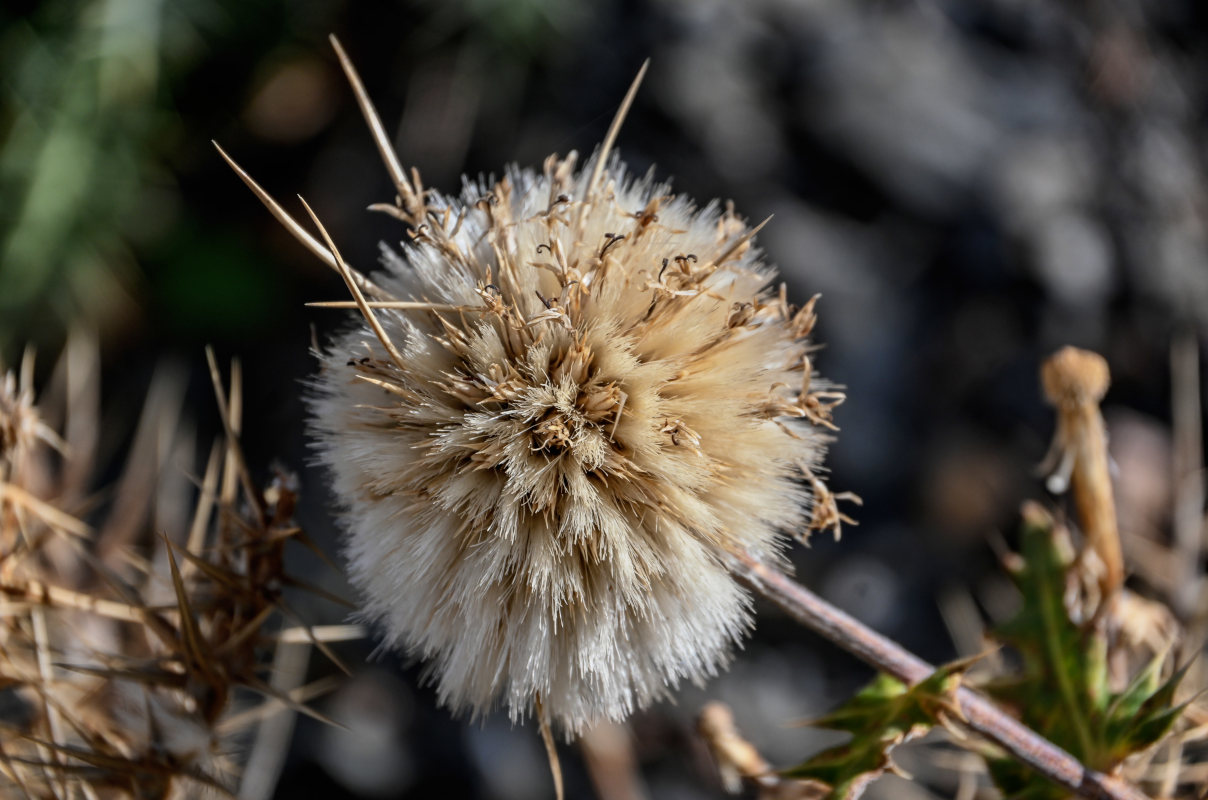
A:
2;0;1207;798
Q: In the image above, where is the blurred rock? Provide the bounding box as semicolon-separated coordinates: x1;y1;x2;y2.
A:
463;716;549;800
244;56;338;143
821;554;902;632
1107;409;1173;542
802;9;1006;211
921;433;1019;542
316;668;415;797
1029;211;1114;306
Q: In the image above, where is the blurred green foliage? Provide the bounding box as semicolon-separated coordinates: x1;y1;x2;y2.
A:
1;0;184;352
0;0;319;361
0;0;589;363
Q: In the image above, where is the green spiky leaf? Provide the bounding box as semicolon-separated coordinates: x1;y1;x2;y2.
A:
1102;660;1192;763
782;664;963;799
987;508;1106;755
983;506;1188;798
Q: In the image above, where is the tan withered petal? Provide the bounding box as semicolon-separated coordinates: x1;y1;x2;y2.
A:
307;125;841;731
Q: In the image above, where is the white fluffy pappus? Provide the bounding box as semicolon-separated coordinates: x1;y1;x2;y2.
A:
306;148;846;734
221;48;849;737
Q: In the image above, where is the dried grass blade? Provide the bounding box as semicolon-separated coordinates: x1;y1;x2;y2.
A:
183;440;222;578
276;624;364;644
220;675;341;738
238;673;343;729
212;605;277;658
273;598;352;677
0;484;92;539
279;574;354;609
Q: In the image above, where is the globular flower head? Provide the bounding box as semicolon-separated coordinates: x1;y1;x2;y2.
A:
307;149;844;733
261;51;847;736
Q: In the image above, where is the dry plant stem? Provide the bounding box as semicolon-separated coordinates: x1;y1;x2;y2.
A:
238;640;311;800
1170;332;1203;618
727;549;1151;800
580;721;648;800
536;695;564;800
1040;347;1124;598
698;702;773;792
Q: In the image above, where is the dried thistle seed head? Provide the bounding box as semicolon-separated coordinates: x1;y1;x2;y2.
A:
308;145;842;732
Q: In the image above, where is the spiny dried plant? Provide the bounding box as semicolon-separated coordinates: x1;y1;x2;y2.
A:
0;340;343;799
218;43;853;740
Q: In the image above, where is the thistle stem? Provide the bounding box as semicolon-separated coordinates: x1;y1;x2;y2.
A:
727;549;1150;800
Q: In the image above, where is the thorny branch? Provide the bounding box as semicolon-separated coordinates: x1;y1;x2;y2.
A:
726;548;1151;800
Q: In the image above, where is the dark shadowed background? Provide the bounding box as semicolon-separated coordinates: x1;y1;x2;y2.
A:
3;1;1207;798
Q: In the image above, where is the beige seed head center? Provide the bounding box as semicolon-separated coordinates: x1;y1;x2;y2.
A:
526;343;624;470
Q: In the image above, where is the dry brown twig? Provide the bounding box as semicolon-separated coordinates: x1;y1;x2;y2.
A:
1169;332;1204;619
